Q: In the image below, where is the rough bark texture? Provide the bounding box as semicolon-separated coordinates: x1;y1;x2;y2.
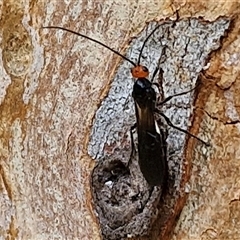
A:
0;0;239;240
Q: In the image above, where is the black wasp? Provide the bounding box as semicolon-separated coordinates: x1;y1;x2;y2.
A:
43;24;208;186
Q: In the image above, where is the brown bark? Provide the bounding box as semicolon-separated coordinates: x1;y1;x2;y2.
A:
0;0;239;239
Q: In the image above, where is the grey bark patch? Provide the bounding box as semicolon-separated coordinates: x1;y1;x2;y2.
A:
91;158;162;239
90;17;230;239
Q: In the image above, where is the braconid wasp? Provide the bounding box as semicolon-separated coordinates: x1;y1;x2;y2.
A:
43;23;209;187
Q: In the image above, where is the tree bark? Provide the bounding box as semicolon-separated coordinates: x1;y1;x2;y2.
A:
0;0;239;239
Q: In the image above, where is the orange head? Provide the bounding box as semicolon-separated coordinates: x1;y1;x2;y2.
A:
131;65;149;78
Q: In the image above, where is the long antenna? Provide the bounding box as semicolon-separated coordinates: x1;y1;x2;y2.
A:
137;24;162;65
43;26;137;67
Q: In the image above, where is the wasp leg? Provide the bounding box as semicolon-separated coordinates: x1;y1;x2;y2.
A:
127;123;137;167
155;109;210;146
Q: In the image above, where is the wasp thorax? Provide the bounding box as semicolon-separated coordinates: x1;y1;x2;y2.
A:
131;65;149;78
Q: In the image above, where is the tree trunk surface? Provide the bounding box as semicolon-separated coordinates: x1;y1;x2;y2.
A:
0;0;239;239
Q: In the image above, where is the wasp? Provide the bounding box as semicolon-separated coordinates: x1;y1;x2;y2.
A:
43;24;208;186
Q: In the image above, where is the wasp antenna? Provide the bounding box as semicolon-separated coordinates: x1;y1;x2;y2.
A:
43;26;136;67
137;24;162;65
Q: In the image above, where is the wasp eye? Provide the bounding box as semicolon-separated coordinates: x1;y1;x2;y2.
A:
142;66;149;72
